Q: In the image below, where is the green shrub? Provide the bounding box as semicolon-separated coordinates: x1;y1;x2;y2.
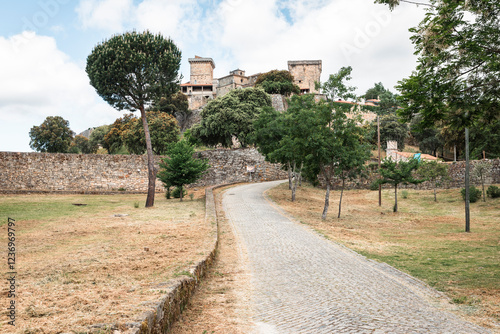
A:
401;190;409;199
369;181;380;191
165;187;172;199
172;187;187;199
461;186;482;203
487;185;500;198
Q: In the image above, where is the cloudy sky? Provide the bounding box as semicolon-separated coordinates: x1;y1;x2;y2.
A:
0;0;427;152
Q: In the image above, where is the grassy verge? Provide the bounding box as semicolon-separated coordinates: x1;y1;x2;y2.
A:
0;190;210;333
267;182;500;330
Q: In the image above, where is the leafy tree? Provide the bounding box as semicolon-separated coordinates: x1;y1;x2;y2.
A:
124;111;180;155
152;92;190;130
304;68;369;219
364;82;399;115
70;135;93;154
333;123;371;218
377;0;499;231
253;96;317;201
255;70;300;96
88;125;110;153
153;91;189;115
104;114;135;154
251;106;292;189
469;118;500;159
472;161;493;202
410;115;444;157
373;114;408;150
377;0;500;129
86;31;182;207
418;161;449;202
191;87;271;148
29;116;74;153
303;99;370;220
377;158;424;212
364;82;386;100
316;66;357;101
157;140;210;201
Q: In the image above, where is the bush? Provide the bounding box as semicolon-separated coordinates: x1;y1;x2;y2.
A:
461;186;482;203
369;181;380;191
172;187;187;199
487;185;500;198
401;190;409;199
165;187;172;199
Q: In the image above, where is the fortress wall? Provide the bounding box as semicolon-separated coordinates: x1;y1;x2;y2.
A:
0;149;288;194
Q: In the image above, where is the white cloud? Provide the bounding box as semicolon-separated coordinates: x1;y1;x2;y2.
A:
0;33;118;152
76;0;133;32
210;0;425;94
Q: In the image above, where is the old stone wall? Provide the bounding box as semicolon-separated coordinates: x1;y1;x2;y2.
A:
187;94;213;111
0;149;287;194
270;94;288;112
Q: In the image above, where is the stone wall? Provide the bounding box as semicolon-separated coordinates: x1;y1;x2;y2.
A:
441;159;500;189
0;149;287;194
270;94;288;112
194;148;288;186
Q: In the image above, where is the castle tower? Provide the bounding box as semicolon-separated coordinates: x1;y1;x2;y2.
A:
288;60;322;94
189;56;215;85
181;56;217;110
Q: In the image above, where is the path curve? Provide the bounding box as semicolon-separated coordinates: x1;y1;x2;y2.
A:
222;181;490;334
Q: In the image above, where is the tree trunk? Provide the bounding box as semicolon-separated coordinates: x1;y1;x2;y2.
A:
434;185;437;202
338;178;345;218
481;175;486;202
140;107;156;208
179;184;183;202
298;162;303;187
287;161;292;190
291;161;297;202
465;128;470;232
322;182;330;220
394;184;398;212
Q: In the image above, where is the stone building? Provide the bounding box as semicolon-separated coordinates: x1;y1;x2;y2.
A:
181;57;323;110
288;60;322;94
217;69;260;97
181;56;218;110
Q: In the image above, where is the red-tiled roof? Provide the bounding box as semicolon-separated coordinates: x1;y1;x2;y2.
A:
181;82;214;87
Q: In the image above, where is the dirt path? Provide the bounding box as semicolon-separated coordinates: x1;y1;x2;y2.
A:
170;186;255;334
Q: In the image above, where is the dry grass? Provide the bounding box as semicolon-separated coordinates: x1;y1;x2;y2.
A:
0;189;213;334
267;183;500;331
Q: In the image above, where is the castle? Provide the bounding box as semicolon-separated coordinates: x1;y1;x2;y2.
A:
181;56;322;110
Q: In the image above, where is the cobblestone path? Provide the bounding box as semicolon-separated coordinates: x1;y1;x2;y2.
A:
222;181;490;334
